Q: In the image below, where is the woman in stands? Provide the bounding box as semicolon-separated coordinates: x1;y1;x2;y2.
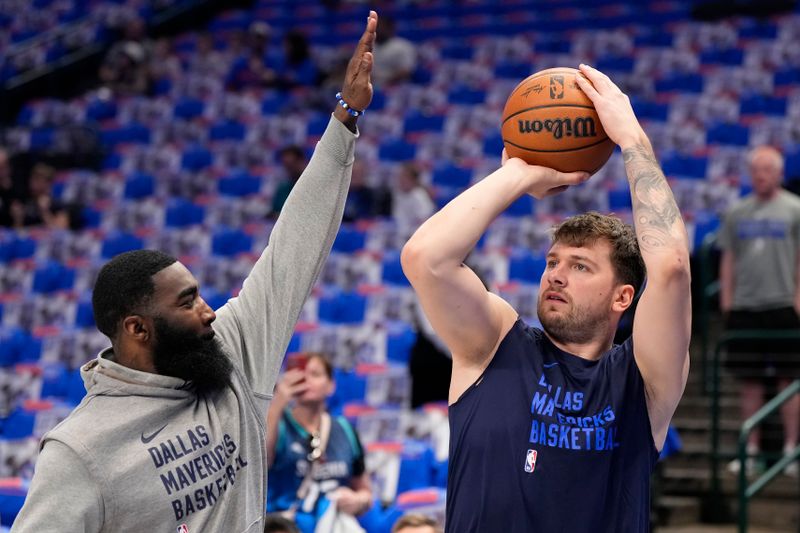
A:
266;352;372;531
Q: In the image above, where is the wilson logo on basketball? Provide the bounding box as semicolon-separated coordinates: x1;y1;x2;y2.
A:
517;117;598;139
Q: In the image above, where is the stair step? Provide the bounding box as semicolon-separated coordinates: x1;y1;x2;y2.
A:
661;466;800;498
657;496;701;526
671;417;740;432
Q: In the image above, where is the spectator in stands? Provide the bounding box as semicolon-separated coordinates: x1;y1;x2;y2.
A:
99;41;149;96
719;145;800;477
392;163;435;239
0;147;17;227
343;159;392;222
191;32;227;77
99;16;150;96
266;353;373;530
264;514;301;533
10;12;377;532
392;513;443;533
226;22;278;91
272;145;308;216
9;163;80;230
273;30;320;89
147;37;182;90
372;16;417;86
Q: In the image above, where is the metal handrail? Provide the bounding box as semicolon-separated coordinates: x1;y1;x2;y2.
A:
707;330;800;523
696;231;719;394
737;379;800;533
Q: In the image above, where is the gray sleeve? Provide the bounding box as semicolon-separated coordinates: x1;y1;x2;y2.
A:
11;441;103;533
212;115;356;397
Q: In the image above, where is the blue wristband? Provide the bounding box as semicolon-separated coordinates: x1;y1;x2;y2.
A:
336;92;364;117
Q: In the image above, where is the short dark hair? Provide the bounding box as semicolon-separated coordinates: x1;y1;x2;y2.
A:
551;212;646;296
392;513;442;533
92;250;177;338
264;514;300;533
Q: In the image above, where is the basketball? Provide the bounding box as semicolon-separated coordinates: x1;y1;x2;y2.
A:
501;67;615;174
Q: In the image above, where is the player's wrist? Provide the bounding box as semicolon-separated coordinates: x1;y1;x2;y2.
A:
334;107;358;132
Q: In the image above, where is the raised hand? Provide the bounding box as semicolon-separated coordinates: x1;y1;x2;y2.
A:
337;11;377;118
575;64;647;149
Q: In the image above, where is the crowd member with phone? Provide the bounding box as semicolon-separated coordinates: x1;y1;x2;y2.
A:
266;353;372;532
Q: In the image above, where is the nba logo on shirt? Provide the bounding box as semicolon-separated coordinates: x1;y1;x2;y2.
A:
177;525;189;533
524;449;538;473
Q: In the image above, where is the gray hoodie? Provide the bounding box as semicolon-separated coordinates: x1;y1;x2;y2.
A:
11;116;356;533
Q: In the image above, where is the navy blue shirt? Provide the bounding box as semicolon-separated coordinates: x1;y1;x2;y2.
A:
267;410;365;513
446;320;658;533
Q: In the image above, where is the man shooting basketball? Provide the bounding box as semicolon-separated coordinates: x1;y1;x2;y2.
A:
401;64;691;532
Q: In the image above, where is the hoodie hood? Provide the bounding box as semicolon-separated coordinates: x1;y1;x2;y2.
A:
80;348;197;401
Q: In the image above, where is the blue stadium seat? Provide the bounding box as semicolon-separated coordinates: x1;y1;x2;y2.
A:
655;73;704;93
306;114;330;137
508;249;546;283
397;440;437;494
740;95;787;116
1;236;37;262
661;154;708;179
123;172;155;199
699;48;744;66
209;120;246;141
332;226;366;253
211;228;253;257
218;172;261;197
173;98;205;120
29;128;55;150
40;364;70;399
706;123;749;146
608;189;633;210
381;251;410;286
181;145;213;171
785;151;800;179
403;113;445;134
494;61;531;80
0;408;36;438
318;290;366;324
100;123;151;147
0;328;31;367
483;133;504;156
775;68;800;86
85;99;117;121
101;232;144;259
378;140;416;162
431;165;471;188
75;299;95;327
596;56;635;73
165;199;205;227
448;87;487;105
81;206;102;229
32;261;75;293
387;321;416;364
504;195;534;217
631;98;669;122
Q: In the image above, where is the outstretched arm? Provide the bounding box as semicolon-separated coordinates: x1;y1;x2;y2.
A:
402;154;588;402
577;64;691;449
213;12;377;398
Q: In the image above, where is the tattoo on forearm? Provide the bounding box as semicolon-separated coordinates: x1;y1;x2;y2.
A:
622;144;685;253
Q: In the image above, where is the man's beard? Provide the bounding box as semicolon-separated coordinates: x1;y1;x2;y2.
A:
152;317;233;395
537;291;610;345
